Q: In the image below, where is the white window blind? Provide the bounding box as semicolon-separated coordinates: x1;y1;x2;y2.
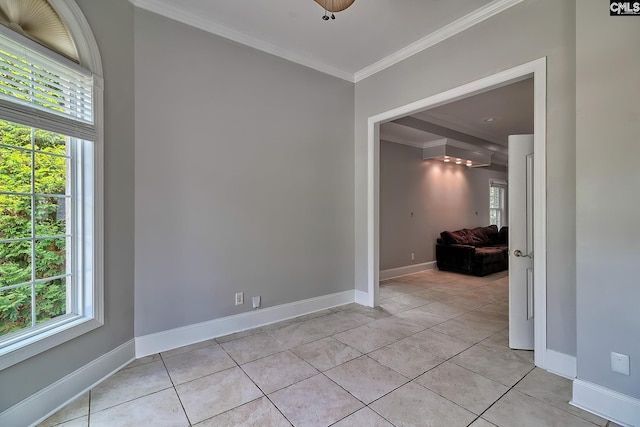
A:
489;179;507;229
0;31;94;141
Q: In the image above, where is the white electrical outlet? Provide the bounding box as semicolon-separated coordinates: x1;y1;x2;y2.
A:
252;296;261;309
235;292;244;305
611;352;630;375
411;253;415;260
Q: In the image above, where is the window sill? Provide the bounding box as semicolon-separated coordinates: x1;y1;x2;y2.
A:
0;316;103;370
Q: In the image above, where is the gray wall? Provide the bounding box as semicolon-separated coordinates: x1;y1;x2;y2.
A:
134;10;355;336
0;0;136;412
576;1;640;398
380;141;507;270
355;0;577;356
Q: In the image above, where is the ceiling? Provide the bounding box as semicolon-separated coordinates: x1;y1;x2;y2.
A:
380;78;534;166
130;0;522;81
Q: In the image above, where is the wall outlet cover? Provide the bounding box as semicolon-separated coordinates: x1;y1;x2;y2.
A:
252;296;261;309
235;292;244;305
611;352;630;376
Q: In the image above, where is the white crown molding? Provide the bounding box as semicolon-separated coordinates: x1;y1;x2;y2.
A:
379;136;429;149
129;0;355;82
381;136;500;161
423;138;494;156
415;111;509;146
421;138;449;149
353;0;525;82
129;0;523;84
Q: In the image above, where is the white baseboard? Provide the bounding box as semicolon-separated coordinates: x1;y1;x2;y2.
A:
544;349;577;379
0;339;135;427
379;261;436;281
354;290;369;306
571;379;640;427
135;290;355;358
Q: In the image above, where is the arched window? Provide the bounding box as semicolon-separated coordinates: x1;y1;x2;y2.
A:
0;0;103;369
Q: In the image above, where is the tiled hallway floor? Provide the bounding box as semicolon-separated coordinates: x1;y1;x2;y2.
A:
39;269;615;427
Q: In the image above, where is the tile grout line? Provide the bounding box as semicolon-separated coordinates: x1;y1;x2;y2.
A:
86;390;91;427
217;337;295;426
263;393;295;426
158;351;193;426
470;364;537;426
508;378;606;426
320;368;410;426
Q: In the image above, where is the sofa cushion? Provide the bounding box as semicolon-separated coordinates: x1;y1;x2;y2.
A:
475;225;499;246
475;246;505;255
441;225;498;246
472;246;508;276
441;229;472;245
484;225;499;244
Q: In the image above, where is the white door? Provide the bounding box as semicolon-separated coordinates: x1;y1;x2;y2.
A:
508;134;535;350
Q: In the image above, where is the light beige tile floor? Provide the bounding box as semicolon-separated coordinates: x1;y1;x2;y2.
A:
38;269;615;427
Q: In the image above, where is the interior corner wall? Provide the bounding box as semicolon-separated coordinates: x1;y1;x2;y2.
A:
576;0;640;398
0;0;136;412
354;0;577;357
133;10;355;337
379;141;507;271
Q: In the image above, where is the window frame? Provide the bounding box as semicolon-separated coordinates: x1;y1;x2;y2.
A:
489;179;508;229
0;2;103;370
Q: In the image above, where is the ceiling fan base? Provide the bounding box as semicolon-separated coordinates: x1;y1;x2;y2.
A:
313;0;356;13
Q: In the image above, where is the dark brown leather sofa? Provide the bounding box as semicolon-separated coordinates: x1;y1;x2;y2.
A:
435;225;508;277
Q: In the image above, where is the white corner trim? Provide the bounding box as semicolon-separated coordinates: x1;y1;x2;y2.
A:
353;0;525;82
571;379;640;427
354;290;369;306
544;349;576;379
135;290;355;358
1;339;135;427
129;0;354;82
379;261;436;281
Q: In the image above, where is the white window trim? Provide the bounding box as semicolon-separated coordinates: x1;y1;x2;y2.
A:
0;0;103;371
489;179;508;229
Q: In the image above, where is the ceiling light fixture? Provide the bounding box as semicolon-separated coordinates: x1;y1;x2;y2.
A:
422;139;493;168
315;0;356;20
484;117;496;123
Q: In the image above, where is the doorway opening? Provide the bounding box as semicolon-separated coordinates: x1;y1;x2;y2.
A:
365;58;547;369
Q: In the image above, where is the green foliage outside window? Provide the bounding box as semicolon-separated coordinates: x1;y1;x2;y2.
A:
0;119;68;336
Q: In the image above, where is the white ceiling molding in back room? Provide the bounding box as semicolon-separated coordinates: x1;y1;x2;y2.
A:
128;0;524;82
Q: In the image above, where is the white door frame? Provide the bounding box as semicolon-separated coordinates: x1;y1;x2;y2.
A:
365;57;547;369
